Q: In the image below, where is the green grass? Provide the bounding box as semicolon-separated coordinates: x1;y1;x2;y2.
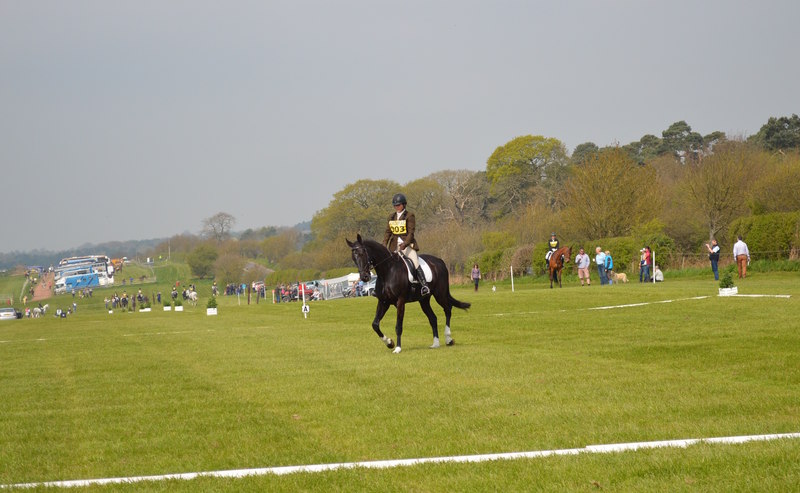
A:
1;273;799;491
0;273;24;302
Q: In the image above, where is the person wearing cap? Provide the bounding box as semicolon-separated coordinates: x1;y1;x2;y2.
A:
544;232;560;271
384;193;429;295
642;246;652;282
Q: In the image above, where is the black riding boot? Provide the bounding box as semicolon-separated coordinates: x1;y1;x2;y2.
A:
416;266;430;296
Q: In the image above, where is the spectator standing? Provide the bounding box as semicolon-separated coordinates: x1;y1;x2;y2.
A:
595;247;608;285
705;239;721;280
471;264;481;292
639;249;646;282
733;235;750;278
642;246;652;282
575;248;591;286
604;250;614;284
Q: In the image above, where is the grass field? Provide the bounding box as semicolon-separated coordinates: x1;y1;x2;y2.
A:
1;269;799;491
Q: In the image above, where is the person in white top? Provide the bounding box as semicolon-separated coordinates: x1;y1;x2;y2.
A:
705;238;721;280
595;247;607;285
575;248;591;286
732;235;750;279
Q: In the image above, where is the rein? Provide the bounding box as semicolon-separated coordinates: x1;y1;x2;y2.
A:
356;243;393;271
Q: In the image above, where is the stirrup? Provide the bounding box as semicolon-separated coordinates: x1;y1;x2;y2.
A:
420;284;430;296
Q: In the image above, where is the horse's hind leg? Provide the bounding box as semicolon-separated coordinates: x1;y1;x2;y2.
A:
432;294;455;346
372;301;394;349
419;297;440;348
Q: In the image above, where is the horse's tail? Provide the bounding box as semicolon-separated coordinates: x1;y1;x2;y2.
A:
448;292;471;310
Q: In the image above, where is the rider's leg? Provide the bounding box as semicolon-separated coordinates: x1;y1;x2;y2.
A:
404;247;430;295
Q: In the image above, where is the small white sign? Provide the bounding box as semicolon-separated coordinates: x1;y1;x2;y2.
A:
206;308;217;316
164;306;172;311
140;308;151;312
175;306;184;312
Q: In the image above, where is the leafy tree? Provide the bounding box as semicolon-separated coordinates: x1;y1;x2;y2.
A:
150;233;200;262
748;151;800;214
703;131;727;152
649;155;703;250
311;179;398;242
624;134;662;164
213;253;245;283
202;212;236;242
424;220;483;274
310;234;354;270
486;135;569;215
239;226;277;241
499;198;560;246
403;177;447;228
261;229;300;264
682;141;758;241
237;239;263;259
751;114;800;151
659;121;704;161
571;142;599;165
186;243;219;278
562;147;658;238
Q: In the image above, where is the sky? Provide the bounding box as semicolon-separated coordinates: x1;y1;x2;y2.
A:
2;1;799;253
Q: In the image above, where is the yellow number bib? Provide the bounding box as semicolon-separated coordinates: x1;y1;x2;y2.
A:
389;220;407;235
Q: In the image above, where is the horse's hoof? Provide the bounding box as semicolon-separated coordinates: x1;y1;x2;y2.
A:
384;338;395;349
430;341;440;349
446;338;455;346
392;346;402;354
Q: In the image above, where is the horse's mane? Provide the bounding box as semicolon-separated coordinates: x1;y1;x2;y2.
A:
361;238;392;262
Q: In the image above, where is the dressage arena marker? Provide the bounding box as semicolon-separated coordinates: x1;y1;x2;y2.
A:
4;432;798;489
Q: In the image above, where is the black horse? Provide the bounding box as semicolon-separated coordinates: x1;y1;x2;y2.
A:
347;234;470;354
548;245;572;288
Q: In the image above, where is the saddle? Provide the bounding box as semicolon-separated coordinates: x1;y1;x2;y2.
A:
399;255;432;283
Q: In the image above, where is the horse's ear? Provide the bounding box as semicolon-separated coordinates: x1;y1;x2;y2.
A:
346;238;354;248
356;233;363;243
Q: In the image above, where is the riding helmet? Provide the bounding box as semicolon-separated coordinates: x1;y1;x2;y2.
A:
392;193;407;206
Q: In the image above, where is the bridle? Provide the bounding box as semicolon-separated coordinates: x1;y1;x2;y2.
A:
351;241;393;275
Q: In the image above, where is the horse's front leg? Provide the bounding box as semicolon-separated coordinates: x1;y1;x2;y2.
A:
393;299;406;354
372;300;394;349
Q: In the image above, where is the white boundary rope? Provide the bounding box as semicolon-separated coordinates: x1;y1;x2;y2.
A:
4;432;799;489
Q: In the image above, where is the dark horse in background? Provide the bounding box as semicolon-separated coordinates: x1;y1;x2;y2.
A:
548;245;572;288
347;235;470;354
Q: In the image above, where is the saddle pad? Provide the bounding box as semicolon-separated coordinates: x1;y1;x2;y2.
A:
402;257;432;283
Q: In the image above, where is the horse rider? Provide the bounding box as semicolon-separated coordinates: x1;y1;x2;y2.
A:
384;193;430;296
545;232;560;271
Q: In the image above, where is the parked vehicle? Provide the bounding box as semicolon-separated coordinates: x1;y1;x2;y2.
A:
365;275;378;296
0;307;22;320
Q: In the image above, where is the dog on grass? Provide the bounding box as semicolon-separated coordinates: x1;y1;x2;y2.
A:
611;272;628;283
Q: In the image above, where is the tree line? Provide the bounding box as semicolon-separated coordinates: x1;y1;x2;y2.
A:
150;114;800;283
